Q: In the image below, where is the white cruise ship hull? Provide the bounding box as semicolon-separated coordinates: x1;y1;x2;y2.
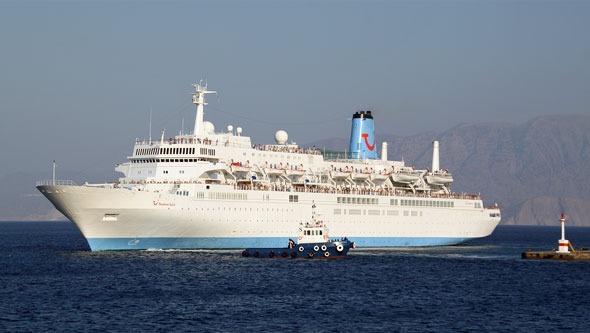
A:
38;184;501;251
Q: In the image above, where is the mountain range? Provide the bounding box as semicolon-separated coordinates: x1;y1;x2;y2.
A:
2;114;589;226
310;114;590;226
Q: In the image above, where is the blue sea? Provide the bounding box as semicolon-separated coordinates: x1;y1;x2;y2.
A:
1;223;589;332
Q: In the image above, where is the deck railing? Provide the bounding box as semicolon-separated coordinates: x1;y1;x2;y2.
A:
35;180;77;186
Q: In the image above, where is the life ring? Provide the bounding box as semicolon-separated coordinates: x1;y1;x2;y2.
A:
269;251;275;258
308;252;314;258
321;245;327;251
298;246;304;252
324;252;330;257
313;245;319;251
336;244;344;252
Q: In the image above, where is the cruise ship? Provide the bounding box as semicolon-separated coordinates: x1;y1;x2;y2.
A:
37;82;501;251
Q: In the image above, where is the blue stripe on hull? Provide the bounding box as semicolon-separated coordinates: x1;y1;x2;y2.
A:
86;236;470;251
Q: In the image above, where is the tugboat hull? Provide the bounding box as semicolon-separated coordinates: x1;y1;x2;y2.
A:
242;240;354;259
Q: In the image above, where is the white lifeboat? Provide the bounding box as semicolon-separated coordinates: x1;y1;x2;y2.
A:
371;169;390;181
426;170;454;185
391;168;421;183
230;160;252;173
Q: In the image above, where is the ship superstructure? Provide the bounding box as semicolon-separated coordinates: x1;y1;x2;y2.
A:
37;82;501;251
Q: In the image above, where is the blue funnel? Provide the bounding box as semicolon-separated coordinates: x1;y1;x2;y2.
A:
349;111;378;159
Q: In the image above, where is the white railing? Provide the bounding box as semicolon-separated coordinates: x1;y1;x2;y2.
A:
36;180;77;186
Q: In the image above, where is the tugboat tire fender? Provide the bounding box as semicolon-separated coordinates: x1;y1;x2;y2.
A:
269;251;275;258
254;251;259;258
291;252;298;258
324;252;330;257
282;252;288;258
308;252;314;258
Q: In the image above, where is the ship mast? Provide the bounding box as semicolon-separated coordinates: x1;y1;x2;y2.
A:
192;81;216;137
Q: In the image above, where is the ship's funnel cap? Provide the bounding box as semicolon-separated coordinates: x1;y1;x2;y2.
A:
353;110;374;119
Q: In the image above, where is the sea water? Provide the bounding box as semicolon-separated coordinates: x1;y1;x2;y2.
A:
1;222;589;332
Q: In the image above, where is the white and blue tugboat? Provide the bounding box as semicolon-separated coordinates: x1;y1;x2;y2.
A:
242;203;355;259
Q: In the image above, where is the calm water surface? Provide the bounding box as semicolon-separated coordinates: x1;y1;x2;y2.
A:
1;222;589;332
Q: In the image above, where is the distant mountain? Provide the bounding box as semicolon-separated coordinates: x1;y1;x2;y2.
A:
3;115;589;226
308;115;590;226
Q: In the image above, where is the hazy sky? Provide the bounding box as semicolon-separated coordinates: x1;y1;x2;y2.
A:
1;0;589;180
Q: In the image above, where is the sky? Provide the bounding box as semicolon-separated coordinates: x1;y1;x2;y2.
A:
0;0;589;181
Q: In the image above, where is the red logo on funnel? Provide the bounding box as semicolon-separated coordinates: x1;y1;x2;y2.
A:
361;133;375;151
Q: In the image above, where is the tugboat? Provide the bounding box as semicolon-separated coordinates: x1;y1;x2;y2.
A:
242;203;355;259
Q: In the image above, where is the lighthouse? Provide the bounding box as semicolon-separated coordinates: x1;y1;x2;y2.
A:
557;212;569;253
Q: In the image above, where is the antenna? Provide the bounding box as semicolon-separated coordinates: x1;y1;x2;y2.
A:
160;129;165;144
149;108;152;142
52;160;56;185
181;117;184;135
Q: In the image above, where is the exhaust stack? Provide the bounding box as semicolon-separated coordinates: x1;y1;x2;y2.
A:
432;141;440;171
348;111;378;159
381;142;388;161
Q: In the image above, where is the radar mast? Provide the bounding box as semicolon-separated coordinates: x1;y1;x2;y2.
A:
192;81;216;137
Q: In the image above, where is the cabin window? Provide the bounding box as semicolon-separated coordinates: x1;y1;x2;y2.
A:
319;231;322;235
